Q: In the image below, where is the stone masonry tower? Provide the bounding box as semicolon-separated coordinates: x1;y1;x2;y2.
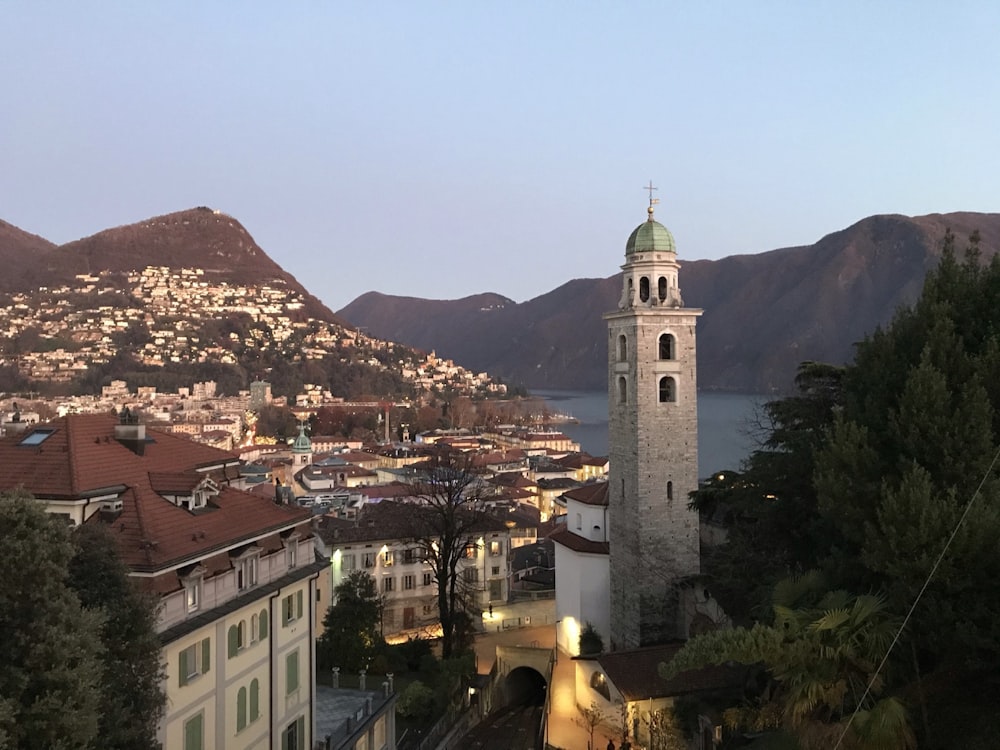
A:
606;195;702;650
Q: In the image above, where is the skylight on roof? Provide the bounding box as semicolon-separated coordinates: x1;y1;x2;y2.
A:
19;429;55;446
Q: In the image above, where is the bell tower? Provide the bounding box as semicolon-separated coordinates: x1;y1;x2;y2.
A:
605;190;702;649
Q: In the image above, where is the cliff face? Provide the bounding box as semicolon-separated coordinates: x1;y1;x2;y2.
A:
339;212;1000;394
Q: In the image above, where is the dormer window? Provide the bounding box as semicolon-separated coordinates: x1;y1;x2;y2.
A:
180;564;206;614
232;547;261;591
186;580;201;613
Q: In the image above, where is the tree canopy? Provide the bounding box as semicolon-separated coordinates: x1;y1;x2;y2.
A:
67;523;166;750
683;231;1000;747
317;569;385;673
0;491;103;749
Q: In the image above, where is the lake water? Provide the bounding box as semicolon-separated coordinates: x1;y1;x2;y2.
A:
533;390;764;476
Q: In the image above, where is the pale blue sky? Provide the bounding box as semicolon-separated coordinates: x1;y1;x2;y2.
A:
3;2;997;310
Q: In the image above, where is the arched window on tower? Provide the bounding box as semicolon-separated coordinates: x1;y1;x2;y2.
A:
618;334;627;362
658;333;675;360
659;376;676;403
667;481;673;501
658;276;668;303
639;276;650;303
618;376;627;405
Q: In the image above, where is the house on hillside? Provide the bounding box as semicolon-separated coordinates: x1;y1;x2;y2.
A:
0;413;323;750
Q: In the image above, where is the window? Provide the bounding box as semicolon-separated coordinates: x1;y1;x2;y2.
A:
185;579;201;613
422;572;433;587
658;333;675;360
237;555;258;590
618;376;627;405
575;513;582;531
228;621;247;658
382;549;394;566
658;276;668;302
659;376;676;403
259;607;269;640
251;613;259;643
286;650;299;696
463;544;477;559
18;428;54;446
422;604;434;615
667;481;673;501
282;590;304;626
463;568;479;584
183;712;204;750
491;566;500;576
237;686;248;731
383;576;394;593
250;679;261;722
363;552;376;568
178;638;211;687
282;716;305;750
402;574;415;590
617;334;627;362
489;540;502;557
639;276;650;302
590;670;611;700
341;553;356;571
403;548;418;564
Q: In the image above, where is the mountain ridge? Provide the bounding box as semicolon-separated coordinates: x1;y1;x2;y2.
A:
338;211;1000;393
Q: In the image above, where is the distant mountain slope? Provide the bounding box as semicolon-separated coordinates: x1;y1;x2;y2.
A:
339;212;1000;393
1;208;338;323
0;219;58;292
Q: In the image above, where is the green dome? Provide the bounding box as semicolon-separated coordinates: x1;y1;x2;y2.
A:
291;424;312;453
625;214;676;256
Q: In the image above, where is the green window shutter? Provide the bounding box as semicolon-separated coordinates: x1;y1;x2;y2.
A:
237;686;247;731
179;648;190;687
286;650;299;694
184;712;203;750
296;715;305;750
201;638;211;674
260;609;269;640
228;625;239;658
250;678;260;721
296;589;303;619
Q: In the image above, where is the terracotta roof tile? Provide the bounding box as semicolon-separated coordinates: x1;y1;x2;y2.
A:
1;415;312;573
549;526;609;555
561;482;609;507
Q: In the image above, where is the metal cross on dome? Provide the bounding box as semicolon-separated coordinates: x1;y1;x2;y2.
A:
644;180;660;209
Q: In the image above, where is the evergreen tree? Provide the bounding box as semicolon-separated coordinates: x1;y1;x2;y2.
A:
317;570;385;673
0;491;103;749
67;523;166;750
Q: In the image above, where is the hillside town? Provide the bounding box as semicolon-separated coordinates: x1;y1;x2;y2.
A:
0;264;505;400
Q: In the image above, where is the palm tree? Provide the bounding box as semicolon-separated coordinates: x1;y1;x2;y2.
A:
659;572;915;750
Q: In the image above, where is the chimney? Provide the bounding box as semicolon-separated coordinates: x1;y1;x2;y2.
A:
359;668;366;691
387;672;394;694
114;407;146;456
332;667;339;688
365;696;373;715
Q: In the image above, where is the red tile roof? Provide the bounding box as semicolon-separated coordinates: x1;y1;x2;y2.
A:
0;415;311;573
561;482;608;506
549;526;609;555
